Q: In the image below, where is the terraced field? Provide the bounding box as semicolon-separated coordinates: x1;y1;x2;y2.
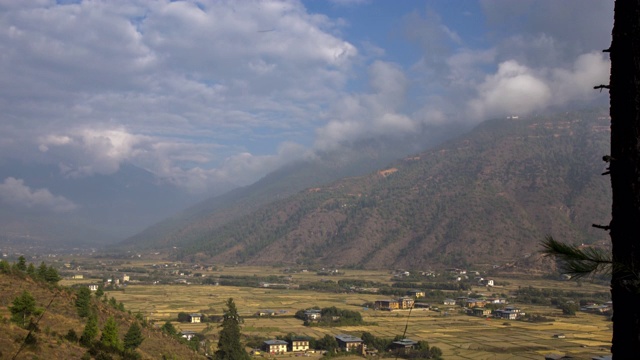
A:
97;267;611;359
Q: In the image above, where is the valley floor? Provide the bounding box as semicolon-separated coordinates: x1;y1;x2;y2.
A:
92;268;611;360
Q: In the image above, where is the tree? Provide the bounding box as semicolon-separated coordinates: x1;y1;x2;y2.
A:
76;287;92;318
429;346;443;360
16;255;27;271
0;259;10;273
187;336;201;352
44;265;61;284
9;290;38;328
37;262;48;280
26;263;36;277
95;286;104;298
559;302;579;316
542;1;640;357
214;298;250;360
123;322;144;350
100;316;122;351
80;313;99;346
177;312;191;323
160;321;177;337
316;334;338;353
65;329;79;343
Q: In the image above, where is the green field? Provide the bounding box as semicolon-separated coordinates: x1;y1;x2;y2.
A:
93;267;612;360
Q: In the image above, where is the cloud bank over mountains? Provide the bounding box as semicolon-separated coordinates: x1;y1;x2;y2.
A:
0;0;612;213
0;177;77;213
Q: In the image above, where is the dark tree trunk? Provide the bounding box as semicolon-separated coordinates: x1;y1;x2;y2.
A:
609;0;640;358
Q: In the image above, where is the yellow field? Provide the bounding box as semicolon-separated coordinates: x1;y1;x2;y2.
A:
103;271;612;360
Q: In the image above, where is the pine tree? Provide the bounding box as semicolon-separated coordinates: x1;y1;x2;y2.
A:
16;255;27;271
44;265;61;284
214;298;250;360
100;316;122;351
80;313;99;347
123;322;144;350
26;263;36;277
76;287;92;318
160;321;177;337
0;259;10;273
37;262;48;280
9;290;38;328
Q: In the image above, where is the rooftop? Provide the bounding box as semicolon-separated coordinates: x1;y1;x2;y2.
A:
264;340;288;345
392;339;418;346
335;334;363;343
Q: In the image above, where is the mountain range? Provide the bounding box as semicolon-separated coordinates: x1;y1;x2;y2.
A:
0;137;425;250
0;161;204;247
121;109;612;270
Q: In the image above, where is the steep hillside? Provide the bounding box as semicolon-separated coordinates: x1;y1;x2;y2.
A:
0;272;205;359
170;109;611;269
119;139;429;250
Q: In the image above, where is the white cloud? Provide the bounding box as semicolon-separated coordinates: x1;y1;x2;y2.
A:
314;61;416;150
467;52;609;120
0;0;360;193
403;1;611;127
0;0;615;196
480;0;613;64
38;127;145;177
548;52;610;105
0;177;77;212
468;61;551;120
162;141;309;193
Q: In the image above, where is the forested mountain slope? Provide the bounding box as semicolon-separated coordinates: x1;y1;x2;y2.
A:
167;110;610;270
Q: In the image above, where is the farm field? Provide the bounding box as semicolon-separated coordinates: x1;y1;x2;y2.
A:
100;266;612;360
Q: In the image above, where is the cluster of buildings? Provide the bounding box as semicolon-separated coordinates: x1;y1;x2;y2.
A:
303;309;322;321
374;297;415;311
77;273;131;293
581;302;612;315
439;296;524;320
255;309;288;316
258;334;420;355
260;339;312;354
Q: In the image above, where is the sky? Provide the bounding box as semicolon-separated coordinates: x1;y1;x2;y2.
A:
0;0;613;214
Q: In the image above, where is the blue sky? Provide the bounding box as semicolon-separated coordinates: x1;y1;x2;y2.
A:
0;0;613;213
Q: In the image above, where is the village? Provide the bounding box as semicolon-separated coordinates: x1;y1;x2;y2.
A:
51;257;613;359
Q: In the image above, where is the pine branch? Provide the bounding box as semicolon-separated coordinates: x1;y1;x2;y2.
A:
540;236;612;279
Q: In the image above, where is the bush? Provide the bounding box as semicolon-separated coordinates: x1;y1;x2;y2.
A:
559;302;579;316
65;329;79;343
